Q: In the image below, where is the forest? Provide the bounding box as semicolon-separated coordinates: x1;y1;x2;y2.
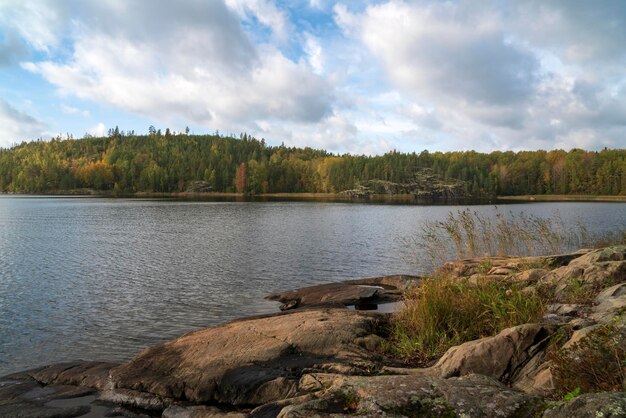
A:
1;128;625;196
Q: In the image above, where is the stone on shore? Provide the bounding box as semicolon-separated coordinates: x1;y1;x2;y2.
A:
542;392;626;417
433;324;554;384
4;245;626;417
277;373;542;417
110;309;387;405
265;275;419;311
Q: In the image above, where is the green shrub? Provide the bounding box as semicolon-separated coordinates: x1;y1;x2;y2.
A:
389;276;546;363
551;320;626;395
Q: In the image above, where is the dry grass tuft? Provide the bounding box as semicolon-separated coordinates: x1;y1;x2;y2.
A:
389;276;546;364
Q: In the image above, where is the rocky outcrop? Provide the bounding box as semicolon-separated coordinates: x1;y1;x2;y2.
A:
433;324;555;383
0;362;125;418
339;168;468;199
542;392;626;417
266;275;419;311
186;181;214;193
278;373;542;417
110;309;387;405
538;246;626;301
3;245;626;417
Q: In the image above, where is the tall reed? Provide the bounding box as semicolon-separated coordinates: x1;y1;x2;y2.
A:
411;208;624;273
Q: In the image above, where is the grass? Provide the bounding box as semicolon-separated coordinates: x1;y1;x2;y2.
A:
391;209;626;365
411;208;625;273
388;276;547;364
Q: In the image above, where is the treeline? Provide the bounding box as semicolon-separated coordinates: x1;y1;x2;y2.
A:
1;129;625;196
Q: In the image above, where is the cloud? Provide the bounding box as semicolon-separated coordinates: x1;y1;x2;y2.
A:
88;122;107;137
60;104;90;118
0;29;27;66
0;99;46;147
303;32;324;74
1;0;625;153
339;1;539;106
513;1;626;67
16;1;333;130
224;0;290;41
332;0;626;151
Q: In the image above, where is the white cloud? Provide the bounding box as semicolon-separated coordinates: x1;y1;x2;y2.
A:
0;99;46;147
333;0;626;151
20;1;333;131
513;1;626;67
224;0;290;41
1;0;625;153
340;1;539;106
303;33;324;74
60;104;90;117
88;122;107;137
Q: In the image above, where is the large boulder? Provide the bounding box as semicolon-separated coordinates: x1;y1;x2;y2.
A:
592;282;626;321
110;309;386;405
277;373;542;417
432;324;554;383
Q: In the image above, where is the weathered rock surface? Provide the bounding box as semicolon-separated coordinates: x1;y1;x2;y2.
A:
186;181;213;193
338;168;468;199
266;275;419;310
433;324;554;384
278;373;542;417
539;246;626;301
110;309;387;405
592;282;626;321
7;361;118;390
0;362;127;417
542;392;626;417
0;376;105;418
163;405;248;418
441;250;590;278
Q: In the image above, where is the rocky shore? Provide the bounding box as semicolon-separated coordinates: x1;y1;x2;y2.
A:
2;246;626;417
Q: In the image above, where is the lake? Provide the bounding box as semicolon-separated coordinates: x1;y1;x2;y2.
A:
1;196;625;376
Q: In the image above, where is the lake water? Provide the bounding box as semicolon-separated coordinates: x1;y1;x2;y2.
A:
1;196;625;376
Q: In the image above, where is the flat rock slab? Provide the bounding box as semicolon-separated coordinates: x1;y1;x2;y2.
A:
111;309;387;405
0;376;119;418
266;275;420;310
278;373;542;417
543;392;626;418
6;361;119;391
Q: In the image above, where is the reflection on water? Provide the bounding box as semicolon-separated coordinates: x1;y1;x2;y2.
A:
0;196;625;375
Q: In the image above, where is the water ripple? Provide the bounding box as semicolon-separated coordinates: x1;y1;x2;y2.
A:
0;196;625;375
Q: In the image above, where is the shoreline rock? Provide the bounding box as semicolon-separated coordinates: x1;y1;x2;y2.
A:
2;247;626;417
265;275;419;311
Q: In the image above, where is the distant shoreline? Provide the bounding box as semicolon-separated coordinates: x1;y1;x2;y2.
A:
3;191;626;203
497;194;626;202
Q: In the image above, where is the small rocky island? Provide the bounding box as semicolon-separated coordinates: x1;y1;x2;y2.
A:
2;246;626;417
339;169;468;200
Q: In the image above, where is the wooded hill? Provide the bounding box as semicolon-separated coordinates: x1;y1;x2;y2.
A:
1;129;625;196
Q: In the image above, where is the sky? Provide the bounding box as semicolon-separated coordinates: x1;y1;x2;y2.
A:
0;0;625;154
